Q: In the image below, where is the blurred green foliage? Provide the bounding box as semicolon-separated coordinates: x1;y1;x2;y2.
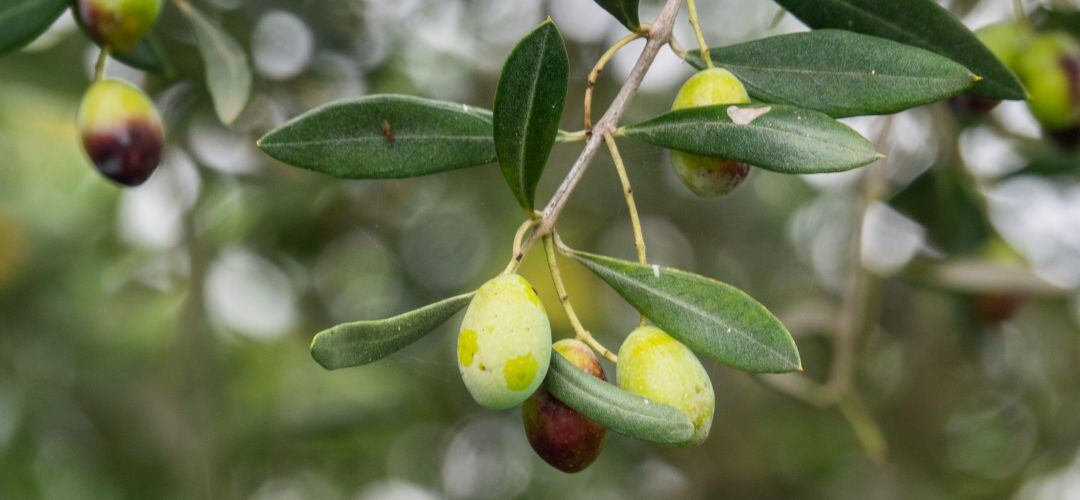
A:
1;1;1079;499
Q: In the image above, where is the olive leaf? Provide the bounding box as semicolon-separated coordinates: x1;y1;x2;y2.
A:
310;293;474;371
621;104;880;174
545;349;695;445
772;0;1026;100
687;30;978;117
591;0;641;31
259;95;499;179
178;1;252;124
0;0;68;54
111;34;169;74
567;250;801;373
493;19;569;210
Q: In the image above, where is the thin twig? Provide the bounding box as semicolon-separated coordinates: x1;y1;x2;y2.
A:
543;235;618;362
502;217;540;274
603;132;650;325
94;48;110;81
585;31;645;132
686;0;713;68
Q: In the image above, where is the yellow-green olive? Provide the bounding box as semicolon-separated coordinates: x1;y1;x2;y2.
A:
75;0;163;52
670;68;752;197
617;326;714;445
458;274;552;410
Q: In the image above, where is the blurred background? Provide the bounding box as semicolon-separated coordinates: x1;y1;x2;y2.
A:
2;0;1080;498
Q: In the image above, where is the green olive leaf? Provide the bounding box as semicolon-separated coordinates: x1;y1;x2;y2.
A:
178;1;251;124
111;34;169;74
310;293;474;371
493;19;569;210
545;348;695;444
567;250;801;374
621;104;880;174
591;0;641;31
0;0;68;55
687;30;978;117
259;95;499;179
772;0;1026;100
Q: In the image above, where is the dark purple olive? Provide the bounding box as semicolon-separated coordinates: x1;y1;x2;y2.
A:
77;79;164;186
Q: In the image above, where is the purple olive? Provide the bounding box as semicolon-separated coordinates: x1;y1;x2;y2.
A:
77;79;164;186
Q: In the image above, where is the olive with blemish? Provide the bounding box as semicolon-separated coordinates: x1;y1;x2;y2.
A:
669;68;752;197
457;274;552;410
77;79;164;186
522;339;607;473
617;326;714;446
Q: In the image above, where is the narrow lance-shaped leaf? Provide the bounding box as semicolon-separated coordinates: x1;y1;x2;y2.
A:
687;30;978;117
178;0;251;124
772;0;1026;100
493;19;569;210
111;34;169;74
0;0;68;54
259;95;499;179
545;349;695;444
310;293;474;371
568;250;801;374
592;0;640;31
621;104;880;174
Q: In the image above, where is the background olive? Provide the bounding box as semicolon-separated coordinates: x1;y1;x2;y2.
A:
77;79;164;186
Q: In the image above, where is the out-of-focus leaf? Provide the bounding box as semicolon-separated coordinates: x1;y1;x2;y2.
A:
178;1;251;124
621;104;880;174
0;0;67;54
568;250;801;373
545;348;695;444
259;95;498;179
111;34;168;74
592;0;640;31
493;19;568;210
889;165;990;255
310;293;473;370
772;0;1026;100
687;30;978;117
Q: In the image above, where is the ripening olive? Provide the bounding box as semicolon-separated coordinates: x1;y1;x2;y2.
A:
617;326;714;445
522;339;607;473
670;68;752;197
75;0;163;52
1015;32;1080;131
77;79;164;186
458;274;552;410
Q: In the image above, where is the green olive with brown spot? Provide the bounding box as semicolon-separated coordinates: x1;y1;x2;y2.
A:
457;273;552;410
617;326;714;445
670;67;752;197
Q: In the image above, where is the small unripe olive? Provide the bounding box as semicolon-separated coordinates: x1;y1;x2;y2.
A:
950;23;1031;116
670;68;751;197
75;0;163;52
458;274;552;410
77;79;165;186
1016;32;1080;131
521;339;607;473
617;326;714;445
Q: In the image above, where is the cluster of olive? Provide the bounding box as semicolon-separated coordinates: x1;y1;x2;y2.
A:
451;68;749;472
957;21;1080;148
74;0;166;186
456;274;714;472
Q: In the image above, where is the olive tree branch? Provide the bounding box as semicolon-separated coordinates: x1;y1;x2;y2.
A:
516;0;685;259
543;234;618;363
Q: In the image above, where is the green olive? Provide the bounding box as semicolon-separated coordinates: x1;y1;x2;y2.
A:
1016;32;1080;130
670;68;752;197
617;326;714;445
75;0;163;52
457;274;552;410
